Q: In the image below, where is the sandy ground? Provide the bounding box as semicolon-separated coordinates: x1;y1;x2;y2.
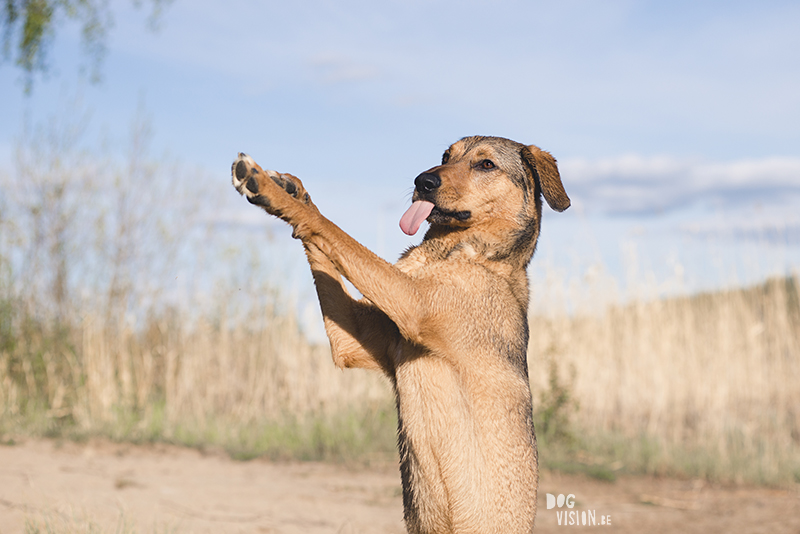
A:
1;439;798;533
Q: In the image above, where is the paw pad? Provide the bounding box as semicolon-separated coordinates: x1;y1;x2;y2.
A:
235;160;248;181
246;176;260;195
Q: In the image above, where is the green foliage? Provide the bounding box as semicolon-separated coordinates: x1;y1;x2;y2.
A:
219;406;398;464
1;0;172;93
0;303;77;420
533;356;619;482
534;356;579;446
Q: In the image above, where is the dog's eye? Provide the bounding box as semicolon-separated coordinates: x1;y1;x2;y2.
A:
442;152;450;164
480;159;495;170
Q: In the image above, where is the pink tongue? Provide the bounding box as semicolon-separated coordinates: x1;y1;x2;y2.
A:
399;200;435;236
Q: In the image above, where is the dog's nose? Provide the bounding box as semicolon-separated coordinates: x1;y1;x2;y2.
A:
414;173;441;193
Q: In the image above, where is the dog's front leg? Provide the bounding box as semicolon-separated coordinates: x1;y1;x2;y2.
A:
303;228;429;346
232;154;428;347
304;243;398;373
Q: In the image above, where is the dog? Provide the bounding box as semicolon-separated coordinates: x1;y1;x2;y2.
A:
231;135;570;533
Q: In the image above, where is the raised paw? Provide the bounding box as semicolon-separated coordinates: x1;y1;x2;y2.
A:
231;153;312;215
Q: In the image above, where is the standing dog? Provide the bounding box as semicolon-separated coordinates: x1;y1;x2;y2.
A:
231;136;570;533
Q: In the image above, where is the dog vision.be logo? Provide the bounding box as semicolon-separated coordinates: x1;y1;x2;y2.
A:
546;493;612;526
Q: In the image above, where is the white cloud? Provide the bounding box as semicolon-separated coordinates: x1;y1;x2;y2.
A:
680;216;800;245
561;156;800;215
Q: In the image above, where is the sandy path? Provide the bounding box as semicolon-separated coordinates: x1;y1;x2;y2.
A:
1;439;798;533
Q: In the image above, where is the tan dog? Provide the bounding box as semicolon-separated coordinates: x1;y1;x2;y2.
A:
231;136;570;533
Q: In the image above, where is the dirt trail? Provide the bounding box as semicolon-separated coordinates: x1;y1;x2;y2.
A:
1;439;798;533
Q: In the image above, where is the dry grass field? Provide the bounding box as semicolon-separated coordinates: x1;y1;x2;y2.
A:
528;274;800;485
1;273;798;485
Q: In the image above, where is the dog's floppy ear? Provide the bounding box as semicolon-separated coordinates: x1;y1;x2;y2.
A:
522;145;571;212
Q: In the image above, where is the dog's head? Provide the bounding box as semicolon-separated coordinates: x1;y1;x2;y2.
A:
400;136;569;263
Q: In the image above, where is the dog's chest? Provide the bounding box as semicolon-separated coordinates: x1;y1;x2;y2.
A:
395;241;485;281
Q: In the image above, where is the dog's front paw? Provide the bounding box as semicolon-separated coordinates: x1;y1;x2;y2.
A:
231;153;312;214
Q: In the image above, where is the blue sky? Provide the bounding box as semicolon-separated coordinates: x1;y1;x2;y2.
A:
2;0;799;302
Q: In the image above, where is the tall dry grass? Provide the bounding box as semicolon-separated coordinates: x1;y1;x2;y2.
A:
2;271;796;482
528;274;800;483
0;299;394;460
